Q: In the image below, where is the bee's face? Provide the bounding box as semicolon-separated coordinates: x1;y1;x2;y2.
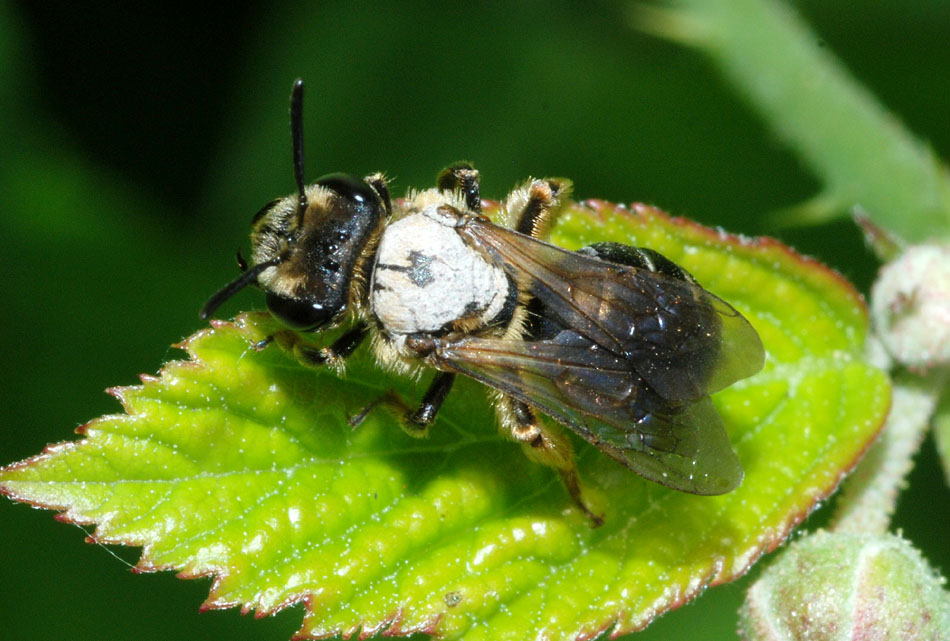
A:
250;174;387;331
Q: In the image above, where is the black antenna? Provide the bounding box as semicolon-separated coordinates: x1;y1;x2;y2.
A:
199;259;280;320
290;79;308;221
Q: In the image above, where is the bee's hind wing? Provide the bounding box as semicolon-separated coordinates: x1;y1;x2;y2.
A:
425;331;743;495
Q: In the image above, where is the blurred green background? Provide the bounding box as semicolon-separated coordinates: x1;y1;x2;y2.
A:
1;2;948;639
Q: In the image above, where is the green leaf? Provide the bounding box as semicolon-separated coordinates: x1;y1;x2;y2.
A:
1;201;889;640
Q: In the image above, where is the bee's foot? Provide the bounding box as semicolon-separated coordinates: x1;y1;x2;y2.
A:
252;336;274;351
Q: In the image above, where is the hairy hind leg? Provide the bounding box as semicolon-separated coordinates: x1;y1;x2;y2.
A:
500;396;603;527
503;177;573;239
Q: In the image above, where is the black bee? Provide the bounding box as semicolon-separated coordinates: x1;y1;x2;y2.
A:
201;80;765;525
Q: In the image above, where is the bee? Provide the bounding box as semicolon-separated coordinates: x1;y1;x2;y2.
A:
201;80;765;525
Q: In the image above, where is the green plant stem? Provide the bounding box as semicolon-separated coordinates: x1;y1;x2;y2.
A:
634;0;950;243
830;369;944;534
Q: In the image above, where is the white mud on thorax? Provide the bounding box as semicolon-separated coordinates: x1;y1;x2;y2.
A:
371;207;509;336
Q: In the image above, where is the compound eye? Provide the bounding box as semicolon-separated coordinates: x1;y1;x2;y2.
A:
265;292;335;331
315;173;379;205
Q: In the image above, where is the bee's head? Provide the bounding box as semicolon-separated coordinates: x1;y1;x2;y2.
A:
200;80;389;330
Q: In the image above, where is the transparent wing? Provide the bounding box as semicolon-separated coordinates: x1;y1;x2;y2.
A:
456;219;765;402
427;330;743;495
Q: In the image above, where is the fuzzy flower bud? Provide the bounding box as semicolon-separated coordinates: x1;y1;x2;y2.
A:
739;531;950;641
871;243;950;370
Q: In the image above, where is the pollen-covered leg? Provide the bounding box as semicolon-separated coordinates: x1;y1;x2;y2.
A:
502;397;604;527
504;177;573;239
349;372;456;437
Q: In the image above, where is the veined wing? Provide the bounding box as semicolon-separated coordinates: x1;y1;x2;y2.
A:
424;330;743;495
456;218;764;402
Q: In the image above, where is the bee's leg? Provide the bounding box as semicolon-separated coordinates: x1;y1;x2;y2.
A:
265;322;369;367
406;372;456;428
503;397;604;527
363;172;392;215
437;162;482;213
505;177;573;239
349;372;457;437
